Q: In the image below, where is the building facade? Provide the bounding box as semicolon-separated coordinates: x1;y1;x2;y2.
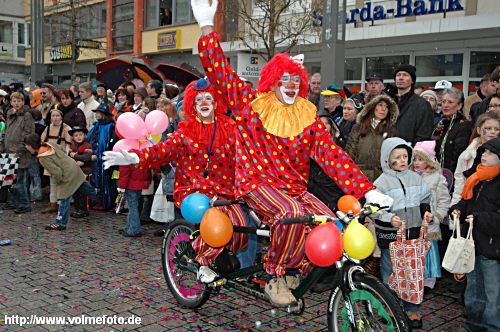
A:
0;0;29;84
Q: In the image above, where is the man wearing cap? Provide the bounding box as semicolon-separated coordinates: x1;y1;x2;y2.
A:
393;64;434;145
365;73;385;104
321;84;344;123
432;79;452;113
307;72;321;110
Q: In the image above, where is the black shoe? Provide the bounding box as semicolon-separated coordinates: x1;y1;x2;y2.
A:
14;207;32;214
118;229;142;238
72;211;89;219
3;203;17;210
154;229;166;237
409;312;423;329
310;269;336;293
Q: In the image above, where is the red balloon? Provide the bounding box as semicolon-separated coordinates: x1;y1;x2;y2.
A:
305;223;343;267
338;195;362;214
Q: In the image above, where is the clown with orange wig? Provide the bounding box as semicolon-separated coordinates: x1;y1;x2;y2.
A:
190;0;394;306
102;78;247;280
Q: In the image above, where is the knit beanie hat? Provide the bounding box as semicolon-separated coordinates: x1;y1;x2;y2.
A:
394;64;416;84
481;136;500;160
414;140;440;169
175;99;184;115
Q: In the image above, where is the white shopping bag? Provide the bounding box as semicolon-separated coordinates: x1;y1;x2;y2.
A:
150;179;175;223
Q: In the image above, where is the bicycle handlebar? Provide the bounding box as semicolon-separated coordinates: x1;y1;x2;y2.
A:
280;215;314;225
212;200;240;207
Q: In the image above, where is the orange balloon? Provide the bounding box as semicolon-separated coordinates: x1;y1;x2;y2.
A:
199;208;234;247
338;195;361;214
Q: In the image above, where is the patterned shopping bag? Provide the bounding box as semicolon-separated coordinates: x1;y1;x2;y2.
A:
388;220;431;304
0;153;19;189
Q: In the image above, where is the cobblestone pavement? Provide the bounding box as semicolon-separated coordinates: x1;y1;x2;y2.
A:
1;204;467;331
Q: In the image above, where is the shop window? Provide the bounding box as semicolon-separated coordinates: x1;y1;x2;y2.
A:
0;20;13;43
345;58;362;81
415;54;463;77
145;0;194;28
366;55;410;81
470;51;500;78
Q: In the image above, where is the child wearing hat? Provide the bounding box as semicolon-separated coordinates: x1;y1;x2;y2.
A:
69;126;94;218
412;140;451;290
40;107;73;214
450;137;500;332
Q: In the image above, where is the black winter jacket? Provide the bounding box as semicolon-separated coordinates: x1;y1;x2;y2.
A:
394;91;434;145
452;175;500;261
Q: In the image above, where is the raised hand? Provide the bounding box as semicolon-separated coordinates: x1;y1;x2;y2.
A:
191;0;218;27
102;150;140;169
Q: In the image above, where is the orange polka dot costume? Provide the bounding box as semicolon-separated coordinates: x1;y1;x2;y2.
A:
199;32;375;276
133;79;247;266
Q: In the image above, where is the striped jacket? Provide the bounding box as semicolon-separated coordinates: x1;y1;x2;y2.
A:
373;137;431;248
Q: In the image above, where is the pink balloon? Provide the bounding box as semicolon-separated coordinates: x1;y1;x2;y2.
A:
113;139;140;152
139;140;153;150
145;110;169;135
116;112;148;140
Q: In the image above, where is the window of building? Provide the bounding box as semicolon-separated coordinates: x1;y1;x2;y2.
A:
345;58;362;81
366;55;410;81
112;0;134;52
0;20;13;43
415;54;463;77
144;0;194;28
470;51;500;78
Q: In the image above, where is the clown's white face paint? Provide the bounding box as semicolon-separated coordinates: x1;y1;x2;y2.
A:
275;72;300;105
195;92;216;122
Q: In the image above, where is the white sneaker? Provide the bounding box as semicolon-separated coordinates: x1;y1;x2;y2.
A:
197;266;219;283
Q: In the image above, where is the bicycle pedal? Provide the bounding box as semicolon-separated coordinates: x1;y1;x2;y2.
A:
207;278;226;288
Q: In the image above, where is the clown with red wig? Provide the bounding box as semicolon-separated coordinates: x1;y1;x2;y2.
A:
189;0;394;306
103;78;247;281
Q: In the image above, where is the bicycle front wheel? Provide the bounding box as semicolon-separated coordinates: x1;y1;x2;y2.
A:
161;220;211;308
327;273;410;332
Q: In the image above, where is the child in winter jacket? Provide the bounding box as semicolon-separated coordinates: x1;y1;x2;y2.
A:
24;133;97;231
118;165;152;237
412;140;451;289
373;137;432;329
450;136;500;332
68;126;94;218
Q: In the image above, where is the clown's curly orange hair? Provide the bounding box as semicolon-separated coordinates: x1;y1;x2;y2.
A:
183;79;228;118
257;53;309;98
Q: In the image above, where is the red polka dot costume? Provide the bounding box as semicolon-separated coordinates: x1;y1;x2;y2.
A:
133;79;247;266
199;32;375;276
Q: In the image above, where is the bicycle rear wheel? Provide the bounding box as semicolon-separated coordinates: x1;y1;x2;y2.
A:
161;220;211;308
327;272;410;332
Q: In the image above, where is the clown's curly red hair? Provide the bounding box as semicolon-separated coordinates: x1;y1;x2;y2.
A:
183;79;227;118
257;53;309;98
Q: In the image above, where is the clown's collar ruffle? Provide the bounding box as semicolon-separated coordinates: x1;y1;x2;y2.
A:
251;92;317;138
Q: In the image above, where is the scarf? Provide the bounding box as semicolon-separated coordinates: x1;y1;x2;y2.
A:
114;101;126;111
371;118;381;129
251;92;316;138
461;164;500;200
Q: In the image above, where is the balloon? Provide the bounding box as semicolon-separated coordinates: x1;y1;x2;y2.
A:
0;122;5;134
150;133;163;143
115;126;124;139
116;112;148;140
181;193;211;224
338;195;362;214
343;220;375;260
199;208;233;247
145;110;169;135
112;138;140;152
305;223;343;267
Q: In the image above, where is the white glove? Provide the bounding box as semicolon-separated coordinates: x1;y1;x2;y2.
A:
102;150;139;169
191;0;218;27
364;189;394;209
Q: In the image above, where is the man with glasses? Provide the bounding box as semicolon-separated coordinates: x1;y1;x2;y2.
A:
37;83;59;125
488;93;500;115
472;66;500;123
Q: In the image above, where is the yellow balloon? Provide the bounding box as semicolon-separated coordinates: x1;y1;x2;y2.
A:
343;220;375;260
151;133;162;143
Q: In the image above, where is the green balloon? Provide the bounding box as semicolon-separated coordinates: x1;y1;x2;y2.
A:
0;122;5;134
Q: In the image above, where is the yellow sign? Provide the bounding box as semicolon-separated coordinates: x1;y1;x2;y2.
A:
158;30;180;50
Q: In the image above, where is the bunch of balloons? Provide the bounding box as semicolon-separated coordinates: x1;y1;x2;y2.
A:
113;110;169;152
